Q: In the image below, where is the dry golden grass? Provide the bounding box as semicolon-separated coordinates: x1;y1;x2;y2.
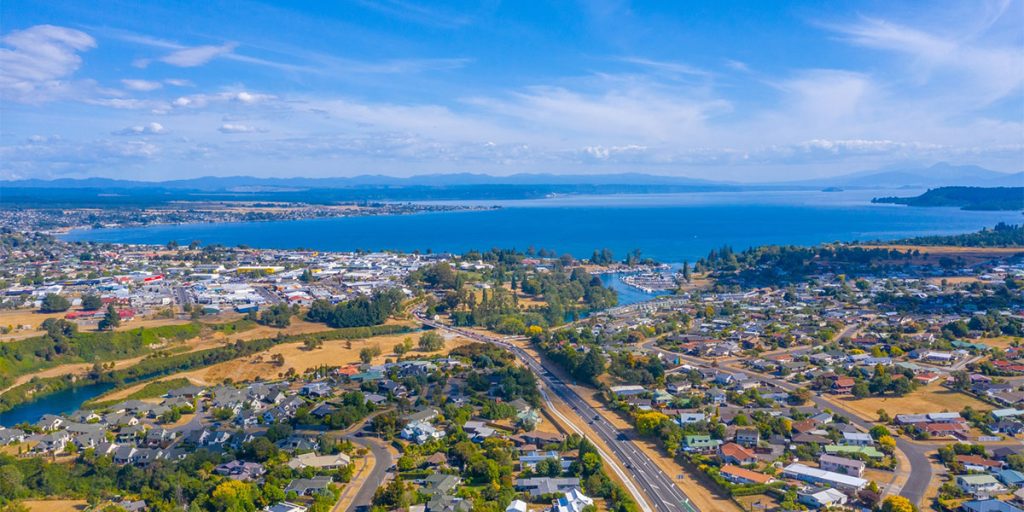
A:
977;336;1023;350
20;499;88;512
175;332;472;385
0;308;200;342
855;244;1023;266
829;382;990;421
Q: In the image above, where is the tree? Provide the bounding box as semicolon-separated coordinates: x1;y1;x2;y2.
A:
258;304;292;328
0;465;25;501
98;304;121;331
418;331;445;352
635;411;668;435
881;495;916;512
536;457;562;477
575;349;605;385
210;480;257;512
40;293;71;313
80;294;103;311
852;380;870;398
789;387;811;405
359;347;374;364
878;435;896;454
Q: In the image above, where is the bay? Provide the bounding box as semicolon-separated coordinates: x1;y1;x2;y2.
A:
63;189;1022;264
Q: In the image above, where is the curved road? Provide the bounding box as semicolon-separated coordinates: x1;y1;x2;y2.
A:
418;314;699;512
344;435;393;512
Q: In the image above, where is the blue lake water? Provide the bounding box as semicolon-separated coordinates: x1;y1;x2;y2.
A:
64;189;1022;264
0;382;115;427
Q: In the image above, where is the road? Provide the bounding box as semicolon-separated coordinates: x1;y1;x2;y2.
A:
255;286;284;305
417;314;699;512
344;435;392;512
645;341;932;507
173;286;192;310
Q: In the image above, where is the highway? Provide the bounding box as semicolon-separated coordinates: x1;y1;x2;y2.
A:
417;314;699;512
646;341;932;507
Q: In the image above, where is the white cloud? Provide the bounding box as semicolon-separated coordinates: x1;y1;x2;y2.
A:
0;25;96;103
113;122;166;135
121;79;162;91
218;123;261;133
158;42;238;67
164;79;193;87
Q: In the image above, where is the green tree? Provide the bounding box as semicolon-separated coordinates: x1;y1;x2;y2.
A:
852;380;870;398
418;331;445;351
40;293;71;313
98;304;121;331
0;465;25;501
80;294;103;311
258;304;292;328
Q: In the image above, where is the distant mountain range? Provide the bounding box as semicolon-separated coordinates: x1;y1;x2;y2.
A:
791;163;1022;188
4;163;1020;191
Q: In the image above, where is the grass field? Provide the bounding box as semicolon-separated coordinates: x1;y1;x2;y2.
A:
831;382;991;420
171;331;470;385
854;245;1024;266
976;336;1022;350
20;500;88;512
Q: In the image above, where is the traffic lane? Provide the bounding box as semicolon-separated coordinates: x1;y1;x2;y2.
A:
543;370;694;511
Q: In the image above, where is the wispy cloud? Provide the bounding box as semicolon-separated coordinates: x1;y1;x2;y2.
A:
121;79;162;91
218;123;263;133
353;0;475;28
821;6;1023;106
160;42;237;67
0;24;96;103
617;57;713;78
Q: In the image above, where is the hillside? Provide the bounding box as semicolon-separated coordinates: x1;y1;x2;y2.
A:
872;186;1024;211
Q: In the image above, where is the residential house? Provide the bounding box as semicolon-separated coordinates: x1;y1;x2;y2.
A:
720;465;774;485
284;476;333;496
719;443;758;466
819;454;865;477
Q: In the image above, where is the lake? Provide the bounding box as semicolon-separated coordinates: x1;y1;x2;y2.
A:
0;382;115;427
64;189;1022;264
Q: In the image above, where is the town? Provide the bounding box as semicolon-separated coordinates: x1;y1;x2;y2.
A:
0;225;1022;512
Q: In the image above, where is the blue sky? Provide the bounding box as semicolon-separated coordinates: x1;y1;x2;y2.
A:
1;0;1021;181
